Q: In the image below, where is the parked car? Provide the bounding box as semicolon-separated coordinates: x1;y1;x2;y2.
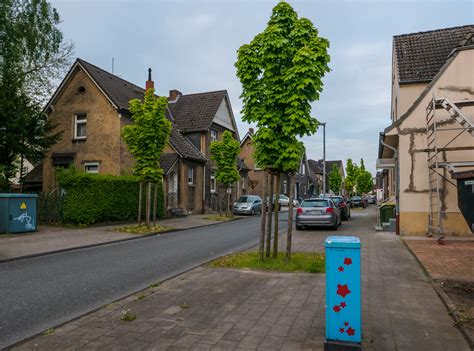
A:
366;195;376;205
321;195;351;220
233;195;262;215
351;196;366;208
295;198;341;230
277;194;299;207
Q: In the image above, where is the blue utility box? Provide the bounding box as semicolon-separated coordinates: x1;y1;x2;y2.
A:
324;236;361;351
0;193;38;234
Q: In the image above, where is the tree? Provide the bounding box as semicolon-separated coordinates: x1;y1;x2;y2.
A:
345;159;357;196
0;0;73;191
356;158;373;195
122;88;172;226
329;164;342;194
210;130;240;217
235;1;330;260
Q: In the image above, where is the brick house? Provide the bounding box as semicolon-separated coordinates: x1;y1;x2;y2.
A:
238;128;316;201
42;58;243;215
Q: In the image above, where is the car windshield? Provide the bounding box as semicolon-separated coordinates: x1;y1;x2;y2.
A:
352;196;362;200
330;197;342;205
237;196;255;203
301;200;329;208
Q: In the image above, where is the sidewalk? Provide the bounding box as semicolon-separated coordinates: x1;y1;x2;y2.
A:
12;208;470;350
0;215;240;262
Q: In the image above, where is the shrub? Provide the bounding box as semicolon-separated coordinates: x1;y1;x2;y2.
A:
57;168;164;225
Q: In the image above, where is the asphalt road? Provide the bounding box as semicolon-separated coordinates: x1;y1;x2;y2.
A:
0;214;289;348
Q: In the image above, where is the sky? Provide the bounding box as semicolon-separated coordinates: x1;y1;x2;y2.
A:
51;0;473;175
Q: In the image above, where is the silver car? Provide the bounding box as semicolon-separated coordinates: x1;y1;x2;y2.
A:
295;198;341;230
233;195;262;215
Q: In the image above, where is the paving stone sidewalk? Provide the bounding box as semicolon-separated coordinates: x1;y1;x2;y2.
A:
0;215;240;262
12;208;470;350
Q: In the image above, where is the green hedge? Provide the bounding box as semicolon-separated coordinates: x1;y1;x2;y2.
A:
57;169;164;225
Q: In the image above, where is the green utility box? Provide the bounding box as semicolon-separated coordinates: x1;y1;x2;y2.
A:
0;193;38;234
379;205;395;224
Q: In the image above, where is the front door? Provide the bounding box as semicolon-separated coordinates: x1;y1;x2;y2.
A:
168;171;178;208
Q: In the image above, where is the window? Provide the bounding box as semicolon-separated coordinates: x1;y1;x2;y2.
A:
210;173;216;193
187;167;194;185
74;114;87;139
84;162;99;173
210;129;218;142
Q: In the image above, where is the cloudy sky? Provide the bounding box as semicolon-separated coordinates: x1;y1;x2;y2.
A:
52;0;473;174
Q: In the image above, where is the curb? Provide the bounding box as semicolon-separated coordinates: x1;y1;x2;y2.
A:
402;239;474;350
0;217;245;264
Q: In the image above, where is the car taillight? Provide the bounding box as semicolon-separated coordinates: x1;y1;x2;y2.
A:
297;208;303;214
326;207;334;213
340;203;346;207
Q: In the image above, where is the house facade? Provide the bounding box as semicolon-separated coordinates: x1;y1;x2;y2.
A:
378;25;474;236
42;58;243;215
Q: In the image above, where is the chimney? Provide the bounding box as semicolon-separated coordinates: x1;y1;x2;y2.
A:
249;128;254;135
145;68;154;91
169;89;182;102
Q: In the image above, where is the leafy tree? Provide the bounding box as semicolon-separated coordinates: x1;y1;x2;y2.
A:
210;130;240;217
235;1;330;260
329;164;342;194
122;88;172;226
0;0;73;191
345;159;357;196
356;158;373;195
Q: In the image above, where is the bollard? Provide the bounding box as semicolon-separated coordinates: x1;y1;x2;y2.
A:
324;236;361;351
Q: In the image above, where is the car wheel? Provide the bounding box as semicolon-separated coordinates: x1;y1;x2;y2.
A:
296;225;302;231
251;208;255;216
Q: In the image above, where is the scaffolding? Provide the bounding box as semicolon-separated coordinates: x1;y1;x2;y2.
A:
425;96;474;242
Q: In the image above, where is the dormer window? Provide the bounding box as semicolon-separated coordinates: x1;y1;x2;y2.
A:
77;86;86;93
210;129;218;142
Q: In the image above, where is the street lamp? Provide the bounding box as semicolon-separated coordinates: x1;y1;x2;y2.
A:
320;122;326;195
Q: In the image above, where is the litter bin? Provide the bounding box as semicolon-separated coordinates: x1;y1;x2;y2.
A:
379;205;395;223
325;236;361;350
0;193;38;234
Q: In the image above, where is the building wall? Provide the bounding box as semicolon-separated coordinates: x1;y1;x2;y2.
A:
238;136;265;197
43;67;122;192
387;48;474;235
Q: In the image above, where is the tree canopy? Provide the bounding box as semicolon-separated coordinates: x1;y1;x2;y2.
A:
329;163;342;194
121;88;172;182
235;0;330;172
356;158;373;194
210;130;240;187
0;0;73;190
345;159;357;195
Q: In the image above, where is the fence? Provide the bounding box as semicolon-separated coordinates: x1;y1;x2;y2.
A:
38;189;64;224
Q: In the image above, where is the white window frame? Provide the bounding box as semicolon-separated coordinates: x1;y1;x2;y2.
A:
74;114;87;139
210;173;216;193
210;129;218;142
188;167;194;185
84;162;99;174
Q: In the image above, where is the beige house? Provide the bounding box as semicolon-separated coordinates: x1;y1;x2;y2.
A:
42;58;243;215
378;25;474;237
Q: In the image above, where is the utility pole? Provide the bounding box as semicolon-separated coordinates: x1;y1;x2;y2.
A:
321;122;326;195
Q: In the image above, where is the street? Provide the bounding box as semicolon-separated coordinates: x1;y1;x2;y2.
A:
0;215;286;348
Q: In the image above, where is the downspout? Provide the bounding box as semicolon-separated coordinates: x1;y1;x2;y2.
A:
380;132;400;235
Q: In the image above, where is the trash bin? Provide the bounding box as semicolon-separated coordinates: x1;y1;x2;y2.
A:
325;236;361;350
0;193;38;234
379;205;395;223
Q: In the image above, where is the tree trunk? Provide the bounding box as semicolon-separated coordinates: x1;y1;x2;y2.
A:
273;173;281;258
229;185;234;218
265;173;274;258
146;182;151;227
226;187;230;218
286;174;295;261
218;187;222;216
259;172;268;261
138;182;143;226
153;182;158;227
19;153;24;193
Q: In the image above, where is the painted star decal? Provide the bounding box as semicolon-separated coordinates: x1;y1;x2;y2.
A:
333;305;341;312
340;302;346;308
336;284;351;298
338;266;344;272
347;327;355;336
344;257;352;265
344;321;349;327
339;327;345;333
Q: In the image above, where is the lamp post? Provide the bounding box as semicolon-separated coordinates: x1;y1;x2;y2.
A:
321;122;326;195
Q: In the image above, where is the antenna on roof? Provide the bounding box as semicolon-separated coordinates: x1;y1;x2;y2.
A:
112;57;115;74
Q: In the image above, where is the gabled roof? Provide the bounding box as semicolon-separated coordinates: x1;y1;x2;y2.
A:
23;162;43;184
237;157;251;171
168;125;206;162
308;159;345;177
159;153;179;174
308;159;323;174
394;25;474;83
168;90;227;132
